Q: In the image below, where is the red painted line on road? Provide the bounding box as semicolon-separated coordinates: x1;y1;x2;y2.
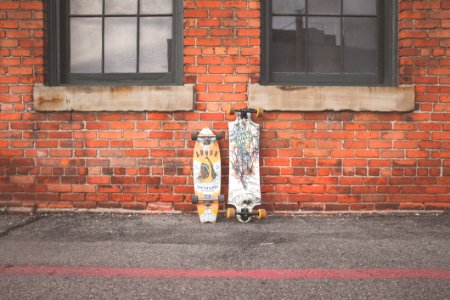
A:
1;266;450;280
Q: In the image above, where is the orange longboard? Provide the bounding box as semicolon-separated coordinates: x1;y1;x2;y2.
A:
192;128;223;223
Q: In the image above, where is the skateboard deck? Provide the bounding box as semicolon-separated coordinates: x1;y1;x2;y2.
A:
192;128;223;223
227;107;267;222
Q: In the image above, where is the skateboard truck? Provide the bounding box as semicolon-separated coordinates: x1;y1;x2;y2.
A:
226;206;267;223
227;106;263;119
192;195;225;205
191;132;222;144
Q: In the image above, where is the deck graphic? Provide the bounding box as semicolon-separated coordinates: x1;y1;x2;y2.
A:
193;134;221;199
228;113;261;208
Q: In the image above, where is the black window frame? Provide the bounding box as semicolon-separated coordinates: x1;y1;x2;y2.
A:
261;0;398;86
46;0;184;86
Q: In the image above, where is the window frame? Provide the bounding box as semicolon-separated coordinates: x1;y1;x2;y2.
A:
261;0;398;87
45;0;184;86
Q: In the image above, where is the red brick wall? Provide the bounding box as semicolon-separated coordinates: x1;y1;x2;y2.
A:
0;0;449;212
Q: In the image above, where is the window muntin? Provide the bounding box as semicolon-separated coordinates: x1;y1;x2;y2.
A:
263;0;395;86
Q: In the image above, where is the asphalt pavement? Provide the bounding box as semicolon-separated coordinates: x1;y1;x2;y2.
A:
0;212;449;299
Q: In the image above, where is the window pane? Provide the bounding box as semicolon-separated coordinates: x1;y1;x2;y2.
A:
308;17;340;73
70;18;102;73
343;0;376;15
271;16;306;72
343;17;377;73
70;0;102;15
140;0;173;14
105;0;137;15
308;0;340;15
272;0;306;14
140;17;172;72
105;17;137;73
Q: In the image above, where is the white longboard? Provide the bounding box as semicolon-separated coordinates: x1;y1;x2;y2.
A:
227;111;263;222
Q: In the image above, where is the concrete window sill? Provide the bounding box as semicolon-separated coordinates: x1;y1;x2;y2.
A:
33;84;195;112
249;85;415;112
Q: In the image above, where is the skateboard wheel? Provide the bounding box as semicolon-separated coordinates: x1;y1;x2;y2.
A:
192;195;199;205
226;207;236;219
218;195;225;203
226;105;235;115
255;107;263;118
237;215;252;223
257;209;267;220
215;132;222;140
191;132;198;141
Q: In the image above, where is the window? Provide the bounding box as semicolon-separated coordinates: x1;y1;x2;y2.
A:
46;0;183;86
262;0;397;86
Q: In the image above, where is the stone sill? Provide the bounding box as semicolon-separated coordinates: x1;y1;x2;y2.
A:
34;84;194;112
249;85;415;112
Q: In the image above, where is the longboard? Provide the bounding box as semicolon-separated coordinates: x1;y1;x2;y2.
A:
192;128;223;223
226;107;267;223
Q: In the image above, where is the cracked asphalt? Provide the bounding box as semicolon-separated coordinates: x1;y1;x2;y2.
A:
0;212;449;299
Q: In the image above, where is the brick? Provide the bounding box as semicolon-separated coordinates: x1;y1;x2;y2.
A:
237;29;260;37
0;20;19;28
210;29;234;37
236;65;260;74
198;56;222;65
197;19;221;27
325;204;349;211
236;10;260;18
208;66;234;74
185;29;208;37
196;38;221;46
20;20;43;29
0;2;20;10
0;59;21;68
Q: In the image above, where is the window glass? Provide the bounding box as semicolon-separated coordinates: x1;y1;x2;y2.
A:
343;17;377;73
67;0;175;76
140;17;173;72
70;0;102;15
343;0;376;15
308;17;340;73
70;18;102;73
104;17;137;73
272;0;306;14
105;0;138;15
271;16;306;72
140;0;173;14
308;0;340;15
